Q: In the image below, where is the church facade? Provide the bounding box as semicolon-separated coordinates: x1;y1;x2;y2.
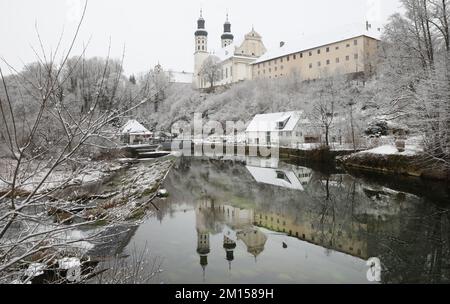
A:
193;12;267;89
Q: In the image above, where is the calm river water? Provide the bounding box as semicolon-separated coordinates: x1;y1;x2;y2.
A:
116;156;450;284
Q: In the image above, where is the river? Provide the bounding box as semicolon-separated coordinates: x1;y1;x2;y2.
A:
114;155;450;284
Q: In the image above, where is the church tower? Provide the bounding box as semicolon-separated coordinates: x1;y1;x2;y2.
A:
194;10;209;89
197;231;211;282
221;14;234;48
223;235;237;271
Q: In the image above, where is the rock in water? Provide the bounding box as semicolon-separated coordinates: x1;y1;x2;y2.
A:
157;189;169;198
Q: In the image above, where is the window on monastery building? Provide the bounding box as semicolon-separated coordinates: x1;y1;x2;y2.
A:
269;61;271;66
346;43;350;47
287;56;290;61
336;57;340;63
309;63;313;69
354;54;359;60
263;70;266;74
317;61;321;67
280;58;283;63
335;46;339;50
281;65;284;70
300;53;303;58
202;46;204;50
275;67;278;71
346;55;350;61
269;68;271;73
354;39;358;45
326;47;330;52
293;54;296;60
317;49;321;54
326;59;330;65
309;51;312;56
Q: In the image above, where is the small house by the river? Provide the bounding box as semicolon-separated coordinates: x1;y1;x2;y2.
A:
121;120;153;145
245;111;319;147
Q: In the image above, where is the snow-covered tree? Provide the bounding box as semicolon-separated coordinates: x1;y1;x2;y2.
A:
199;56;221;92
378;0;450;168
0;2;163;282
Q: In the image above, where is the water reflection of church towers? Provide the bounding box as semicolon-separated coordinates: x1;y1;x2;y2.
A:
195;196;268;273
195;156;371;273
197;230;210;275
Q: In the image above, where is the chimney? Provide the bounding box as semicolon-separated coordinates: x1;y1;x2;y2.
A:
280;41;285;48
366;21;372;31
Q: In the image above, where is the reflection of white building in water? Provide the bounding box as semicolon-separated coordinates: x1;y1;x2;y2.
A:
245;159;313;191
245;156;279;169
195;198;268;273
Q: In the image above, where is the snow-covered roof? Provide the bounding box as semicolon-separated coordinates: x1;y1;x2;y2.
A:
121;120;152;135
169;71;194;84
211;32;260;62
253;23;382;65
211;35;247;61
246;111;304;132
246;166;304;191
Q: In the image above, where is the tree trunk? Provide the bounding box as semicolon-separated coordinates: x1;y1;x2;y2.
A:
350;105;356;151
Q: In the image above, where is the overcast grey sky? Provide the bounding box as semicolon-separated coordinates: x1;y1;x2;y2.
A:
0;0;402;76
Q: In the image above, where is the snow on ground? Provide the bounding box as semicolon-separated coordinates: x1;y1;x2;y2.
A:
350;136;424;157
359;144;422;156
0;180;6;192
0;159;128;194
72;161;126;185
102;158;174;221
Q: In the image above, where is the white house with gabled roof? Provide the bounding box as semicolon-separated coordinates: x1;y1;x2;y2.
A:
121;119;153;145
245;111;320;147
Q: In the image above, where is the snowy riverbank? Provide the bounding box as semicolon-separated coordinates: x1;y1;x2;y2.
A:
340;144;448;181
0;156;176;283
0;158;130;197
